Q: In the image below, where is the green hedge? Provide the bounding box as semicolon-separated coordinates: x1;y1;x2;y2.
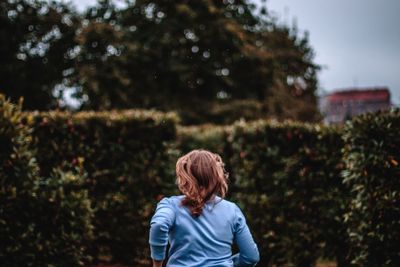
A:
0;95;93;266
229;121;349;267
32;167;94;266
26;109;178;264
342;109;400;266
3;93;399;266
177;124;231;158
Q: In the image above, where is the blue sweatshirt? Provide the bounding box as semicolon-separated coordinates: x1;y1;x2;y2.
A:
149;195;259;267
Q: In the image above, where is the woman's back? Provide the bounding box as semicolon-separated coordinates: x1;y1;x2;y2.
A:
150;195;259;267
149;149;259;267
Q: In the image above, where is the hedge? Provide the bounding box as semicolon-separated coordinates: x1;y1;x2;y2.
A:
342;109;400;266
177;124;231;159
0;95;93;266
25;109;178;264
2;93;399;266
231;121;350;267
177;120;350;267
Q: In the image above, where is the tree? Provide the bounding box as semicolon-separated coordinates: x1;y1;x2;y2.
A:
0;0;80;110
0;0;321;123
74;0;321;123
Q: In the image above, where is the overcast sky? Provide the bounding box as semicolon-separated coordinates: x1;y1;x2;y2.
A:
266;0;400;104
64;0;400;104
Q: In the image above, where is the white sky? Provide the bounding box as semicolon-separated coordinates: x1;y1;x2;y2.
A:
62;0;400;104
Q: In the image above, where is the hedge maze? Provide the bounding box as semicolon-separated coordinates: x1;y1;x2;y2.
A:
1;95;399;266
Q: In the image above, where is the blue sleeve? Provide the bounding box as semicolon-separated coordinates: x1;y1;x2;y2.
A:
149;197;175;261
231;204;260;267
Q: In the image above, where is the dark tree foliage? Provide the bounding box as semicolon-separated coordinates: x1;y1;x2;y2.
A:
0;0;80;110
0;0;320;123
75;0;320;123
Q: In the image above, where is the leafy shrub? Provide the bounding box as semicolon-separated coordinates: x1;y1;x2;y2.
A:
229;120;348;267
32;167;94;266
177;124;230;156
0;95;93;266
342;109;400;266
0;95;40;266
26;109;178;264
3;100;396;266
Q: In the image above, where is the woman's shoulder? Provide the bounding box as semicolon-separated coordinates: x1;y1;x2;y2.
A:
157;195;184;207
215;197;238;207
210;197;241;216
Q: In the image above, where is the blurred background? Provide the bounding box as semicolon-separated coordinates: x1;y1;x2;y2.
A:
1;1;399;267
1;0;398;124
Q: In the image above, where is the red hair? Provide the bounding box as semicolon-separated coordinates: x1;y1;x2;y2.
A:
176;149;229;217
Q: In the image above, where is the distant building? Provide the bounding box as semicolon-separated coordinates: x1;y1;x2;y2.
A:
320;87;392;124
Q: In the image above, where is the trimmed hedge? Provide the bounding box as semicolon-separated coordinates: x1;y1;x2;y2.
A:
3;94;399;267
26;109;178;264
31;167;94;266
0;95;93;266
177;124;231;158
229;121;349;267
177;121;349;267
342;109;400;266
0;96;40;266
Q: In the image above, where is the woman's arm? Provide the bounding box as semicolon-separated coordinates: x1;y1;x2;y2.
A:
232;204;260;267
149;198;175;263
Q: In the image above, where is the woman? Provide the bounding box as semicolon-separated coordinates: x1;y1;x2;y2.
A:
149;149;259;267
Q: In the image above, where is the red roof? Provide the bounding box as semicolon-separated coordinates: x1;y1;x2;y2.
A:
327;87;390;102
